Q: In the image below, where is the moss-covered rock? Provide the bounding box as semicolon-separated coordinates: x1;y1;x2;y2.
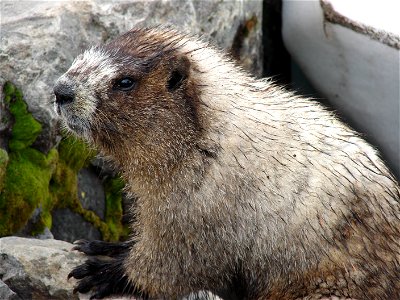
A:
3;82;42;151
0;148;58;235
104;177;129;241
0;82;56;235
0;82;128;241
0;83;54;235
0;148;8;191
58;135;97;172
51;136;127;241
51;136;96;211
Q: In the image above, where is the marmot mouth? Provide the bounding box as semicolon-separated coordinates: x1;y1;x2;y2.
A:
58;106;91;137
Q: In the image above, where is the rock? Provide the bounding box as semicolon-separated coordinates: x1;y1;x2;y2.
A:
0;237;138;299
51;167;106;242
16;207;53;239
36;227;54;240
77;167;106;219
51;208;102;243
0;280;19;300
0;237;84;300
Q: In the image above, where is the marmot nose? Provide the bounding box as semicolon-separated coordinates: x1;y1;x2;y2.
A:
54;83;75;105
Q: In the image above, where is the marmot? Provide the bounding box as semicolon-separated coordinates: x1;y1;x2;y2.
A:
54;27;400;299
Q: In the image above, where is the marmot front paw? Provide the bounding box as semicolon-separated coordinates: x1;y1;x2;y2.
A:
69;240;146;300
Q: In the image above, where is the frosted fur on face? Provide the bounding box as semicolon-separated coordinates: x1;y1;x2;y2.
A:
55;47;118;140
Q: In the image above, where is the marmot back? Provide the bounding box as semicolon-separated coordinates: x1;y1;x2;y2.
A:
54;27;400;299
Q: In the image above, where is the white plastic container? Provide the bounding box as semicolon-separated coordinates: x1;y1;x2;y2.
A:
282;0;400;178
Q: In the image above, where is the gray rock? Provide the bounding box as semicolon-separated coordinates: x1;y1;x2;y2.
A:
36;227;54;240
78;167;106;219
51;167;105;242
16;207;53;239
91;155;119;178
89;0;263;75
0;237;85;300
16;207;42;237
0;280;19;300
0;237;138;299
51;208;102;243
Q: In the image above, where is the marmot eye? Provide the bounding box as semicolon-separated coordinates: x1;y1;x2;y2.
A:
114;77;136;91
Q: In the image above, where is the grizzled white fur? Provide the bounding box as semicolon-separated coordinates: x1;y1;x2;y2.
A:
55;47;118;140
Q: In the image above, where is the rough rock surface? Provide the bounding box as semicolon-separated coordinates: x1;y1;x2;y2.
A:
51;208;102;243
77;168;106;219
0;280;18;300
16;208;54;239
0;237;85;300
0;0;263;242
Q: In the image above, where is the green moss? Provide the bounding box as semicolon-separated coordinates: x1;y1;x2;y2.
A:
0;82;128;240
104;177;128;241
0;149;9;191
3;82;42;151
58;136;96;171
50;160;79;209
50;168;128;241
49;136;128;241
0;82;57;235
2;149;57;206
50;135;96;211
80;208;111;240
51;136;109;237
3;81;16;103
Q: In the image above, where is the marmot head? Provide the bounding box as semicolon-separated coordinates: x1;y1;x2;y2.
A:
54;27;205;169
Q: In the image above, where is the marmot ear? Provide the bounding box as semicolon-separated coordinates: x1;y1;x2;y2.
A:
167;55;190;91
